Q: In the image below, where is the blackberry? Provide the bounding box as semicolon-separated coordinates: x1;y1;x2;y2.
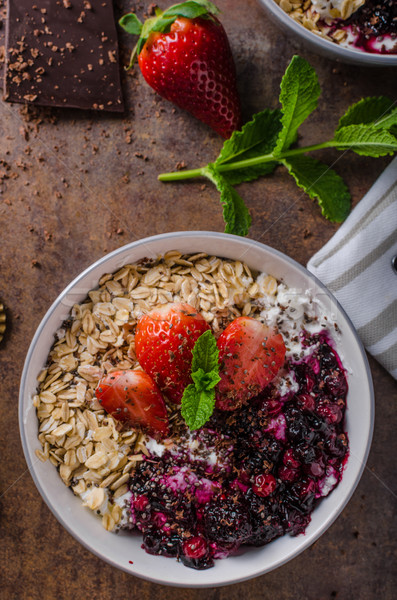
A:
204;497;252;545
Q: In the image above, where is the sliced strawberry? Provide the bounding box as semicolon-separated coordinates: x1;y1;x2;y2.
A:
216;316;286;411
95;370;169;438
135;302;210;404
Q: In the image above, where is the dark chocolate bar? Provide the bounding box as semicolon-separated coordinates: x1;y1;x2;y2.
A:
0;1;6;90
4;0;124;111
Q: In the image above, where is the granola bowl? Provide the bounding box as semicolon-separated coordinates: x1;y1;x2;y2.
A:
258;0;397;66
19;231;374;587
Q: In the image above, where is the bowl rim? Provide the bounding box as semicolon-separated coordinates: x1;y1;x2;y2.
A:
258;0;397;66
19;231;375;587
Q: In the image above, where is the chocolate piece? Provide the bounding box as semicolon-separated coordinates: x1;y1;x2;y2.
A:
4;0;124;111
0;1;6;90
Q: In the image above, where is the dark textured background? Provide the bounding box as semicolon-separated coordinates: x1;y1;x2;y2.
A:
0;1;396;598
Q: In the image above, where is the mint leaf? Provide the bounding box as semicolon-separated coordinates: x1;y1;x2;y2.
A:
274;56;321;155
373;107;397;131
338;96;396;129
164;1;220;18
192;368;221;391
181;330;220;430
203;164;251;236
119;13;143;35
217;109;282;164
181;385;216;431
283;155;350;222
220;161;278;186
191;329;219;373
214;109;281;185
333;125;397;157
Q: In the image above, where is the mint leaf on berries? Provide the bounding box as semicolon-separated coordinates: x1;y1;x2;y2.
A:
181;385;216;431
181;330;221;430
191;330;220;373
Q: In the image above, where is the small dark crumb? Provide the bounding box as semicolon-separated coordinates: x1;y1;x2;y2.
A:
353;529;360;538
303;228;311;239
134;152;148;161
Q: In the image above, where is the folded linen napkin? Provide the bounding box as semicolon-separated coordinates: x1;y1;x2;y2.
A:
307;157;397;379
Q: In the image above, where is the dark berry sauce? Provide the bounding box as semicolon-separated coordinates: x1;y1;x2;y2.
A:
125;332;349;569
329;0;397;54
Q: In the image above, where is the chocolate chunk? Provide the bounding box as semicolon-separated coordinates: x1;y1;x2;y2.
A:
4;0;124;111
0;0;6;91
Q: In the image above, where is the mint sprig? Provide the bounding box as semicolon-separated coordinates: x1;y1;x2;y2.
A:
181;330;221;430
158;55;397;232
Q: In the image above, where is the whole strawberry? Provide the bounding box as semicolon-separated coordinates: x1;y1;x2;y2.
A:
119;1;242;138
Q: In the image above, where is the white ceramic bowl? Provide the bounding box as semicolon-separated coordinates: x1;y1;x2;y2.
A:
19;232;374;587
258;0;397;67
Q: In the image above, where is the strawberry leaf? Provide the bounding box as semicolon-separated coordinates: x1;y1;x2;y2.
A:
274;56;321;155
120;1;220;60
337;96;396;130
181;385;216;430
203;164;251;236
283;155;351;222
333;125;397;157
164;1;220;19
119;13;143;35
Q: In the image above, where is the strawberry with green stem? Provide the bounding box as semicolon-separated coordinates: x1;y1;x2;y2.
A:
119;1;242;138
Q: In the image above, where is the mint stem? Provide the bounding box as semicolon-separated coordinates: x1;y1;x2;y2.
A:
158;141;333;181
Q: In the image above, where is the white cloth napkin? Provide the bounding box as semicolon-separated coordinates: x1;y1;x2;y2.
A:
307;157;397;379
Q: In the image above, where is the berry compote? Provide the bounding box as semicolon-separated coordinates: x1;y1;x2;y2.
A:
124;331;349;569
330;0;397;54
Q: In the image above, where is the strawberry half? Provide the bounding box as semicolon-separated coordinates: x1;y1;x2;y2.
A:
216;316;286;411
135;302;210;404
119;2;242;138
95;370;169;438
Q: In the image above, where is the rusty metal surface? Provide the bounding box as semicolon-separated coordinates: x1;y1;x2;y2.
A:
0;1;396;598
